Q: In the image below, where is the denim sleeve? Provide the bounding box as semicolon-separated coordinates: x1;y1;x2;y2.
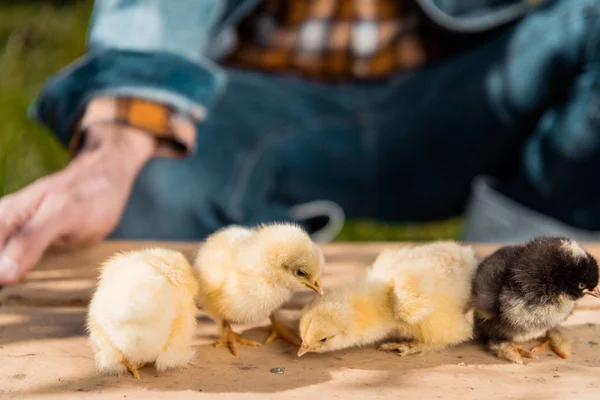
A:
29;0;228;147
415;0;541;32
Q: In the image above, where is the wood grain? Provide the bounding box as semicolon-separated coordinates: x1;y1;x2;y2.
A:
0;241;599;399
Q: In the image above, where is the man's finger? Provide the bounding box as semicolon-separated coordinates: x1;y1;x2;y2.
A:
0;179;51;249
0;253;20;285
0;194;22;248
0;198;65;285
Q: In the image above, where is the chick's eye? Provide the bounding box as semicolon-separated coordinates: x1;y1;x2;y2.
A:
296;270;307;278
578;282;586;290
320;337;328;343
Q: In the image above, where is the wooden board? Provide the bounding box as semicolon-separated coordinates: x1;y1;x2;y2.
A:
1;241;599;399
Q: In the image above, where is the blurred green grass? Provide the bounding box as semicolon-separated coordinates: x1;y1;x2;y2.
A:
0;0;91;195
338;218;463;241
0;0;462;241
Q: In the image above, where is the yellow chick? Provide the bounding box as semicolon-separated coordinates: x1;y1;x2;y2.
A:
298;241;477;357
194;222;324;356
87;248;199;379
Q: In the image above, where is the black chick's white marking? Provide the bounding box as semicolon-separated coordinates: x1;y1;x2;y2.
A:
472;237;600;365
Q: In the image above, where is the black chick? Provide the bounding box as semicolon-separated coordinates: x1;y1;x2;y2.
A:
472;237;600;365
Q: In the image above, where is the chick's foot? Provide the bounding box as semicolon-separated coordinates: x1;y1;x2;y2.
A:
489;341;536;365
122;360;144;379
378;342;426;357
264;315;301;346
531;330;570;359
215;320;260;356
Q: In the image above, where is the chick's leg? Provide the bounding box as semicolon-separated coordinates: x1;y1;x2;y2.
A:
488;340;536;365
379;341;422;356
121;359;145;379
531;329;571;359
215;320;260;356
264;314;301;346
379;341;444;357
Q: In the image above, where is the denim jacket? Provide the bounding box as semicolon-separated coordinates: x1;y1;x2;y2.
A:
30;0;544;147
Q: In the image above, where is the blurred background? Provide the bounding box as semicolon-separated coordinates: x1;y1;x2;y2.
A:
0;0;462;241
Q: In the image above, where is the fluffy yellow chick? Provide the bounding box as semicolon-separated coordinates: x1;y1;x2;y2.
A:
298;241;477;357
194;222;324;356
87;248;199;379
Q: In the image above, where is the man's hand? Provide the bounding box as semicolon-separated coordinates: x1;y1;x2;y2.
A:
0;125;156;284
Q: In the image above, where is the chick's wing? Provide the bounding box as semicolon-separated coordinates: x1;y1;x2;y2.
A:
195;226;253;284
473;246;520;317
371;243;477;325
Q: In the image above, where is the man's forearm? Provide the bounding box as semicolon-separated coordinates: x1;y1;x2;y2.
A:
76;124;157;183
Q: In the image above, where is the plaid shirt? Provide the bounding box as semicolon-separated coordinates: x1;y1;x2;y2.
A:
76;0;451;156
225;0;449;81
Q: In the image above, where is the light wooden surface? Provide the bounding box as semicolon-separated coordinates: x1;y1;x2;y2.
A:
0;241;599;400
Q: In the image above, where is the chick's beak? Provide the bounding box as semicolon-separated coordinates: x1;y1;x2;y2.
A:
585;287;600;298
297;343;314;358
304;277;323;295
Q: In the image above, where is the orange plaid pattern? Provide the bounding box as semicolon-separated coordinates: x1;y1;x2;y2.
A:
74;97;197;158
225;0;448;80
